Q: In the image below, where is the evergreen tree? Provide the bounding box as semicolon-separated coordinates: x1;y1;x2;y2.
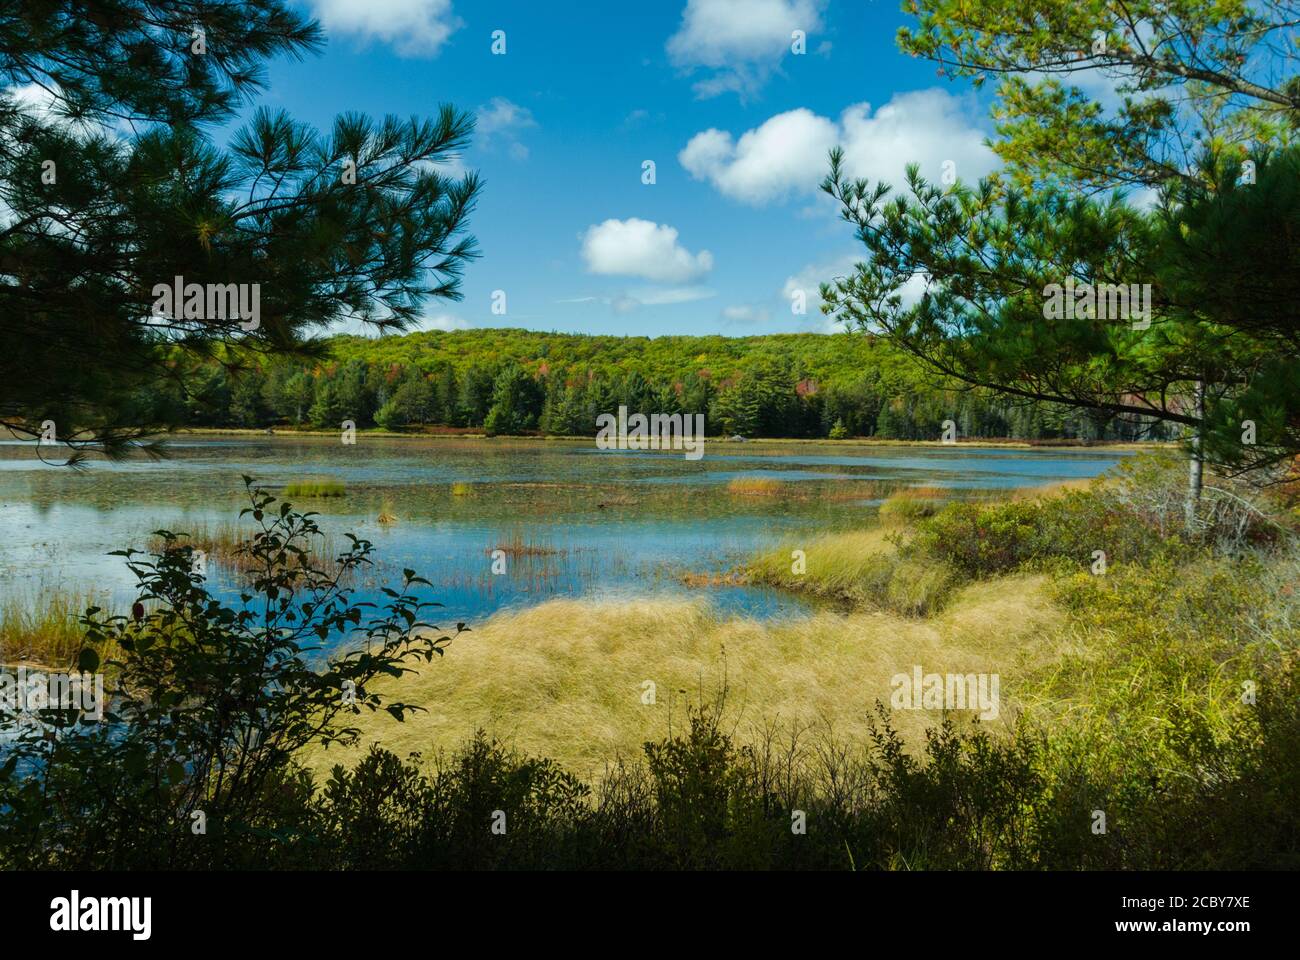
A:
0;0;480;463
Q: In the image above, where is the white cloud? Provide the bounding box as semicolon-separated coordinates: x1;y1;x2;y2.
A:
5;82;109;136
559;287;716;314
721;304;771;325
581;218;713;283
476;97;537;160
680;108;838;205
631;286;715;306
680;89;999;206
667;0;827;98
309;0;461;56
782;253;859;330
418;312;470;331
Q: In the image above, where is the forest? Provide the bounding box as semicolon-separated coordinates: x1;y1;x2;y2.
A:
168;328;1173;442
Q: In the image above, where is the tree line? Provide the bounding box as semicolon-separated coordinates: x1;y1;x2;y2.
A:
162;328;1174;441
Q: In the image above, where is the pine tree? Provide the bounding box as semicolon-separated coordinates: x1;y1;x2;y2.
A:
0;1;480;463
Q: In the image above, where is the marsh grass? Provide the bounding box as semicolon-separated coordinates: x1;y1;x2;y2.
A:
283;478;346;498
489;530;563;557
725;477;789;497
0;587;118;669
878;488;948;524
746;527;956;616
726;476;883;500
300;576;1060;781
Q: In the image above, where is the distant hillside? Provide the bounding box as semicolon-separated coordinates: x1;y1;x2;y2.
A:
327;328;906;386
161;327;1174;442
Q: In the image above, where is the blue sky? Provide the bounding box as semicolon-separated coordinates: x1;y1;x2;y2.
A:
267;1;1001;337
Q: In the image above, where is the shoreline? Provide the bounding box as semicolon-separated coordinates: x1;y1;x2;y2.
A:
169;426;1162;452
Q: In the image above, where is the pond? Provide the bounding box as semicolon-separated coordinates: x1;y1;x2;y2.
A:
0;436;1129;630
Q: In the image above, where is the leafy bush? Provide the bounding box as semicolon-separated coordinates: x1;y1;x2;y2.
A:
909;488;1176;578
290;683;1300;869
0;478;461;869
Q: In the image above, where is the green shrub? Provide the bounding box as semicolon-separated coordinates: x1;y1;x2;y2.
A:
0;478;460;870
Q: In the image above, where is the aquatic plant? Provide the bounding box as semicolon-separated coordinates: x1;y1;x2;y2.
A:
284;478;346;498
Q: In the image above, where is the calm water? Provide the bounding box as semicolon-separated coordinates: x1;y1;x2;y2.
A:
0;437;1128;629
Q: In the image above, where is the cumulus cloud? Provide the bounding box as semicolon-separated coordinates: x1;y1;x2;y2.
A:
721;304;771;325
308;0;461;57
679;108;838;205
781;253;859;330
680;89;998;205
581;218;713;283
476;97;537;160
666;0;827;98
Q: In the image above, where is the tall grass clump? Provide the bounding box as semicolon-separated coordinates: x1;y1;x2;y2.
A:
283;478;346;498
0;588;114;668
878;488;946;524
726;477;789;497
748;527;957;616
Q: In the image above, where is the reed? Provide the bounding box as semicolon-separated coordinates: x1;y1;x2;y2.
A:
725;477;791;497
0;587;116;669
489;530;563;557
283;478;346;498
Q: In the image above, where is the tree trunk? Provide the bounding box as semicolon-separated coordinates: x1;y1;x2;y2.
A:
1185;379;1205;532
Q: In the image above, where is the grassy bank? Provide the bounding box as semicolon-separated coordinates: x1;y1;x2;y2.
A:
302;576;1060;781
0;588;110;668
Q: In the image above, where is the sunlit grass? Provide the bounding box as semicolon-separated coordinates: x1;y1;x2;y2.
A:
725;477;789;497
878;488;948;524
300;576;1061;780
726;476;883;500
744;527;959;613
0;588;117;669
283;478;346;498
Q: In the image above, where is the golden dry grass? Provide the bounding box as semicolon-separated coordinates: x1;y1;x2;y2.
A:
302;574;1062;781
724;476;883;500
746;527;901;604
878;489;949;525
725;476;789;497
0;588;119;669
